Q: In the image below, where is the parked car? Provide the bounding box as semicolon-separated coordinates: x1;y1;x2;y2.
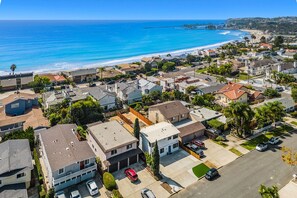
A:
125;168;138;182
141;188;156;198
88;82;96;87
275;87;284;92
268;137;280;145
256;143;268;151
195;149;205;157
106;80;115;85
86;180;99;196
189;143;199;150
191;139;205;149
70;190;81;198
118;79;127;83
205;168;219;180
55;191;66;198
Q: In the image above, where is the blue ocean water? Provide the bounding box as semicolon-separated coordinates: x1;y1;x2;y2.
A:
0;20;247;74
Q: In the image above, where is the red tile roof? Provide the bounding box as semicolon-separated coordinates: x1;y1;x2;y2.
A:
217;82;247;100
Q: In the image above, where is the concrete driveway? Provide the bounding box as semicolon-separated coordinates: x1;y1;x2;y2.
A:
113;163;170;198
202;139;238;168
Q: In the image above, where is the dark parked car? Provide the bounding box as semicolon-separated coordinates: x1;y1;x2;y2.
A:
205;168;219;180
106;80;115;85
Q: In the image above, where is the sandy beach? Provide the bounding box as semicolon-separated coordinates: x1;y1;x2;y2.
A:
240;29;271;43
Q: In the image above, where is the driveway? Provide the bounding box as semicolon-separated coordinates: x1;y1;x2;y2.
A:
173;131;297;198
202;139;238;168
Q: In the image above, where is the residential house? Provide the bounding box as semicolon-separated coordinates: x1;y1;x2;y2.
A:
174;120;205;144
81;87;116;110
205;49;217;57
87;121;141;173
42;89;89;109
114;82;142;104
251;97;296;113
0;139;33;198
266;62;297;77
148;101;190;124
116;63;142;75
63;68;97;83
141;56;163;68
196;83;226;95
0;93;49;136
39;124;97;191
190;107;223;124
259;43;273;50
247;59;277;76
215;82;264;106
40;74;67;85
0;73;33;91
138;79;162;95
140;122;180;157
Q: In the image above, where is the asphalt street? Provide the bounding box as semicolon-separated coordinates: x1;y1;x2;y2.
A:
173;131;297;198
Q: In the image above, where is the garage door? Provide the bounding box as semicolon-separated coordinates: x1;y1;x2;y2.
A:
120;159;128;169
109;163;118;173
129;155;138;165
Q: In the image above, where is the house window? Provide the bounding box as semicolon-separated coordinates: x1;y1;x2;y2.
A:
181;114;185;118
11;103;20;109
160;148;164;154
85;159;90;165
72;177;76;180
126;144;132;149
171;117;176;121
111;149;117;155
58;168;64;175
82;173;86;176
173;135;178;139
17;173;25;178
173;143;179;149
168;137;171;140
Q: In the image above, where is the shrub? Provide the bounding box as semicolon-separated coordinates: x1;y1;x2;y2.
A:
103;172;117;191
290;111;297;118
33;149;43;183
112;189;123;198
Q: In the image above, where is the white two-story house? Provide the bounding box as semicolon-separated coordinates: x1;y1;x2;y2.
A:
140;122;180;157
114;82;142;104
87;121;141;173
39;124;97;191
0;139;33;198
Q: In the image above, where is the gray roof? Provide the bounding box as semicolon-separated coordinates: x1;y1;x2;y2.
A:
190;107;222;122
81;87;116;101
87;120;138;153
40;124;96;172
199;84;226;94
66;68;97;77
250;59;276;68
0;140;33;176
0;183;28;198
251;97;295;110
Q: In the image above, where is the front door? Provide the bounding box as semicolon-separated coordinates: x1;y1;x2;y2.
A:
168;145;171;154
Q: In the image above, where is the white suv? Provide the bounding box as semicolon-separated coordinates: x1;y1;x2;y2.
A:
86;180;99;196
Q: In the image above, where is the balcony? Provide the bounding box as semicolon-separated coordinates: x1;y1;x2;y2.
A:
52;163;97;185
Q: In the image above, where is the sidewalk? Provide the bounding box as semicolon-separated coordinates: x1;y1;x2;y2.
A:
279;180;297;198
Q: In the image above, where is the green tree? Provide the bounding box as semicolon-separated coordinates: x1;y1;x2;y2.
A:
162;61;176;72
263;88;280;99
206;56;212;66
224;102;254;138
10;64;17;75
45;188;55;198
264;101;285;127
260;36;266;43
103;172;117;191
3;127;35;150
161;92;171;101
293;53;297;61
274;36;284;48
142;95;153;106
151;141;160;176
292;88;297;102
255;105;272;128
258;184;279;198
186;54;196;63
216;76;228;83
99;67;105;80
185;86;197;94
251;34;256;43
144;62;152;72
133;118;140;140
30;75;51;93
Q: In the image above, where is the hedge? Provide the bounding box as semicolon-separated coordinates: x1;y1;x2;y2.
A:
33;148;43;183
207;119;224;131
103;172;117;191
112;189;123;198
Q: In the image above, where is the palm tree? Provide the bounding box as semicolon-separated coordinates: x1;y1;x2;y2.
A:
99;67;105;80
10;64;16;75
258;184;279;198
251;34;256;44
216;76;228;83
224;102;254;138
264;101;285;127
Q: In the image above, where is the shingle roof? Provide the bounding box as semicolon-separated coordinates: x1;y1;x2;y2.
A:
40;124;95;172
81;87;115;101
0;140;33;176
250;59;276;68
0;93;37;106
176;120;205;138
199;84;226;94
0;183;28;198
149;100;190;119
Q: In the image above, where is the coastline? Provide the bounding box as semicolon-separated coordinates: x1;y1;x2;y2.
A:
240;29;270;42
0;38;242;76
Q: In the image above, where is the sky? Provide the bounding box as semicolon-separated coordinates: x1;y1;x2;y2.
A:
0;0;296;20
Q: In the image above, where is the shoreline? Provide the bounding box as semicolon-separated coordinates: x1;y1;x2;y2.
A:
0;31;248;76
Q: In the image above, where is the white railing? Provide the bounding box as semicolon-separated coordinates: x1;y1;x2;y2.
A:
0;126;23;133
53;164;97;185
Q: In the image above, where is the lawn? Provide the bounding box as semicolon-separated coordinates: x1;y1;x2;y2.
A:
192;163;210;178
229;147;243;156
240;125;293;150
196;68;208;74
238;73;251;80
213;140;228;148
291;121;297;126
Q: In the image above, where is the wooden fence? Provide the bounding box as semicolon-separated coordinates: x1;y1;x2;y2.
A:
117;111;133;125
179;142;201;160
129;107;153;126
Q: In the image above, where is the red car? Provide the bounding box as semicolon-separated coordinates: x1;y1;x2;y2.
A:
191;139;205;148
124;168;138;182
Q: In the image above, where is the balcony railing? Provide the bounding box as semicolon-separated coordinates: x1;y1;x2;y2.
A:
53;164;97;185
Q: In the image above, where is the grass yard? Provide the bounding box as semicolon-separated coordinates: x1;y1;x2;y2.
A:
240;125;293;150
192;163;210;178
291;121;297;126
196;68;208;74
238;73;251;80
213;140;228;148
229;147;243;156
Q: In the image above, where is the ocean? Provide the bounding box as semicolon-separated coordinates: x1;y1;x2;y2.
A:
0;20;247;74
